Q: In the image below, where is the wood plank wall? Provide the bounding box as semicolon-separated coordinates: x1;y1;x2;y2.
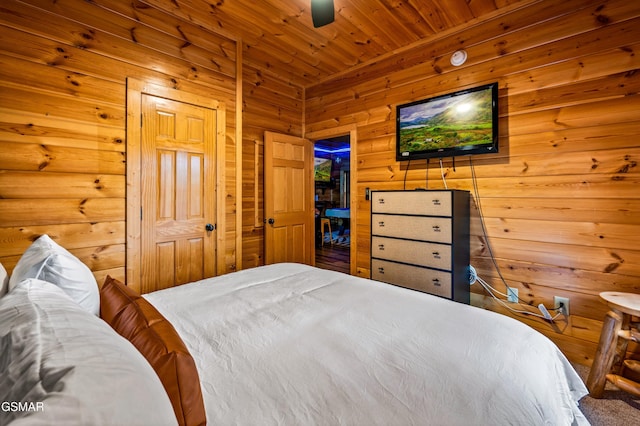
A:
0;0;240;284
1;0;637;366
241;64;304;268
305;0;640;365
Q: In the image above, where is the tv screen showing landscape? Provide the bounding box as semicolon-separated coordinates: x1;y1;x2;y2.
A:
314;157;332;182
396;82;498;161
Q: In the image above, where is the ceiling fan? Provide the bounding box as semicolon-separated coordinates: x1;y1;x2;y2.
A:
311;0;335;28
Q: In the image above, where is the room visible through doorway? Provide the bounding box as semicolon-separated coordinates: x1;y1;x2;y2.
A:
313;135;350;274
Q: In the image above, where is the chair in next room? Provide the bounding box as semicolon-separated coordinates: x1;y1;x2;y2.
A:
320;218;333;246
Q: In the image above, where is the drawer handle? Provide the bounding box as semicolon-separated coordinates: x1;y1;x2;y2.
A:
432;278;441;286
432;251;440;258
378;221;385;227
378;267;385;274
432;199;441;205
378;244;385;250
432;225;441;232
378;198;385;204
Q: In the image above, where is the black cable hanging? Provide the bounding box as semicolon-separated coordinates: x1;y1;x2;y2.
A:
402;158;411;190
426;158;429;189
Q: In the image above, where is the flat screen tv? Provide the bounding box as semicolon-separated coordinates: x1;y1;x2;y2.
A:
396;82;499;161
314;157;333;182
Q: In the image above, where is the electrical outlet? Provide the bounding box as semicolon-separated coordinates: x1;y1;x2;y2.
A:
507;287;518;303
554;296;570;316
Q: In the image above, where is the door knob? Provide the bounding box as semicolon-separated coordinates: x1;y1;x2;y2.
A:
205;223;215;231
268;218;275;225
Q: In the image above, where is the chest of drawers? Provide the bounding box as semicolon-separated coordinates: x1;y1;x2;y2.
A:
370;190;470;303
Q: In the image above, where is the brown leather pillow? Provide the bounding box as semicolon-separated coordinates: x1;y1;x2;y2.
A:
100;276;206;426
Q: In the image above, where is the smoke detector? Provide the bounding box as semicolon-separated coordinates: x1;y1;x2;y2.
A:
450;50;468;66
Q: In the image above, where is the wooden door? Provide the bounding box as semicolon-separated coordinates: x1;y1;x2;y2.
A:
264;132;314;265
140;94;217;293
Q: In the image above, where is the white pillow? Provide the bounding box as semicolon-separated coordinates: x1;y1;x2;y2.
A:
8;235;100;316
0;262;7;298
0;279;177;426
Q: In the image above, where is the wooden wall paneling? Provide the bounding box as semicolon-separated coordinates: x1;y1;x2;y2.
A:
0;243;126;287
238;39;328;87
471;236;640;276
0;172;124;199
0;108;125;152
305;14;640;122
404;149;640;184
0;54;124;105
139;0;532;89
470;291;600;364
0;142;125;174
479;217;639;253
245;67;304;101
354;192;372;277
305;0;541;98
504;122;640;157
353;108;640;186
235;38;243;271
0;0;636;367
469;285;602;340
71;243;125;274
473;196;640;227
141;0;329;86
3;1;236;91
506;70;640;115
0;25;235;100
240;62;304;269
240;136;264;268
0;222;125;258
88;0;237;60
304;0;640;365
224;138;237;270
507;97;640;137
243;102;303;133
24;0;237;78
505;56;640;102
469;255;640;310
395;173;639;207
242;67;304;135
305;0;637;102
307;50;640;135
243;113;302;137
0;0;239;284
0;86;124;127
251;139;264;229
0;198;124;227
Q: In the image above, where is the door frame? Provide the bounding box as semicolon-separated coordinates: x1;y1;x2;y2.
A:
305;125;357;276
126;78;226;293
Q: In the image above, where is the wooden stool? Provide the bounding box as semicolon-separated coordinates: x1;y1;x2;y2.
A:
587;292;640;398
320;218;333;246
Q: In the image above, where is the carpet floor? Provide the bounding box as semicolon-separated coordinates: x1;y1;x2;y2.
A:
572;363;640;425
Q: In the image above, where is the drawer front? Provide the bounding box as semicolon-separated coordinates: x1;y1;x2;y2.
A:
371;236;452;270
371;259;452;298
371;191;452;216
371;214;452;244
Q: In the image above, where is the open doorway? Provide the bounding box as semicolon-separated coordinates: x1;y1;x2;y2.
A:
313;135;350;273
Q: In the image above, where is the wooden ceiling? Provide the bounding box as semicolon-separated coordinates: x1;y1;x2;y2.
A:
153;0;530;88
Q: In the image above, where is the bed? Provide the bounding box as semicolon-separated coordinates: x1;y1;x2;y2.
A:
1;235;590;425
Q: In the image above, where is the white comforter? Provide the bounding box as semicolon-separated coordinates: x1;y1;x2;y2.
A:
145;263;589;426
